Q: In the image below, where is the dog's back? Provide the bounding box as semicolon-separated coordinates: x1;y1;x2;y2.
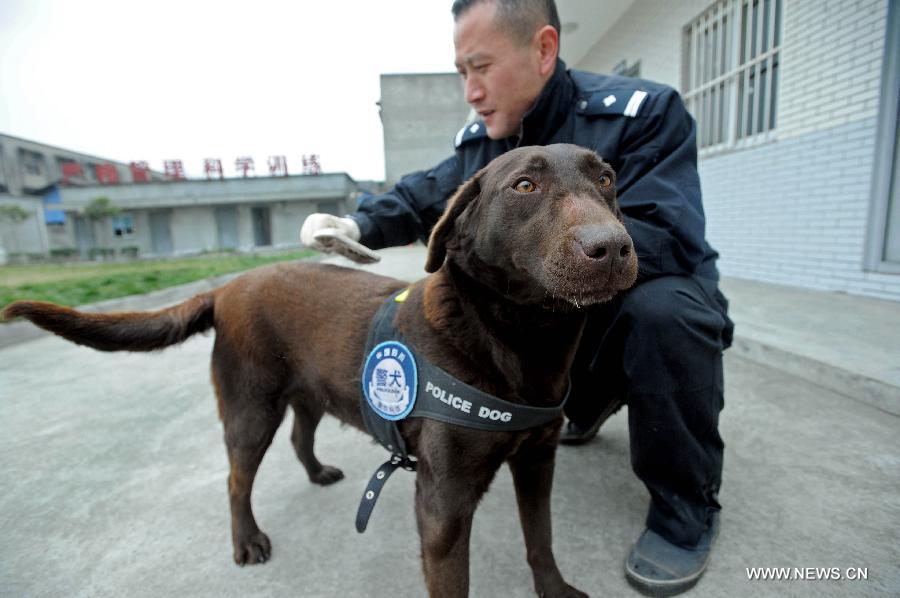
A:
209;262;407;428
3;261;403;355
3;259;409;448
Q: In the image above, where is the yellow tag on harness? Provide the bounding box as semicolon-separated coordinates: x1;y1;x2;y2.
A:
394;288;410;303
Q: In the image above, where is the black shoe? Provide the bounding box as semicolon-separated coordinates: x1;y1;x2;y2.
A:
559;397;624;445
624;512;720;597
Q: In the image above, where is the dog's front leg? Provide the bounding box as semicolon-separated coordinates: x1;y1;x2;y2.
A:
509;442;589;598
414;463;485;597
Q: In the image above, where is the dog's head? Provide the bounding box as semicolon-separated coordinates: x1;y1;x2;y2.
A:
425;143;638;308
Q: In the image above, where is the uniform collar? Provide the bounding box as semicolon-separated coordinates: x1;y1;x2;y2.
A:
516;58;574;147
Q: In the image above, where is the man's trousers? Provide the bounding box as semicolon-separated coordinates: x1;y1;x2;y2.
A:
565;274;734;547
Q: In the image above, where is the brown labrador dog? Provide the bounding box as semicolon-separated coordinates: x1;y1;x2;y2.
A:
3;143;637;598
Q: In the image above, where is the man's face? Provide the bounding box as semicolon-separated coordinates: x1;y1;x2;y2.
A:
454;2;547;140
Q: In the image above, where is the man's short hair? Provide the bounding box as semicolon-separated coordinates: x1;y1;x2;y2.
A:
451;0;561;47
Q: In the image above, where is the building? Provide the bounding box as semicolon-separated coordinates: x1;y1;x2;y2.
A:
0;133;358;259
54;174;356;257
379;73;472;186
376;0;899;301
566;0;899;300
6;0;898;301
0;133;166;258
0;133;168;198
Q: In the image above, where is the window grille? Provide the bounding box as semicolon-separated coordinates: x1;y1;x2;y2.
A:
683;0;782;150
19;149;45;175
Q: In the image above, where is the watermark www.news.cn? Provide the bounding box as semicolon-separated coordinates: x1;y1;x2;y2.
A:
746;567;868;581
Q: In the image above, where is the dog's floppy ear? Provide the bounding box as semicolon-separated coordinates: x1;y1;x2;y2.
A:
424;171;483;273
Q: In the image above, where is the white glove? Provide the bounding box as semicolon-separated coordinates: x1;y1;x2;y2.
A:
300;213;361;251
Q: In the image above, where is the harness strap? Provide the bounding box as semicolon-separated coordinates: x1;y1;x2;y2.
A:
359;292;413;460
355;453;417;533
414;359;571;431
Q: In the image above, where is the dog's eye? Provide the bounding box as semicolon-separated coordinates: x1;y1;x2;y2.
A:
513;179;538;193
599;175;612;189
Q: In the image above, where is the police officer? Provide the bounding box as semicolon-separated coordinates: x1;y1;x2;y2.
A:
300;1;733;594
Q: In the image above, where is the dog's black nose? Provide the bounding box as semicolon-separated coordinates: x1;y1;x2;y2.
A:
575;224;633;266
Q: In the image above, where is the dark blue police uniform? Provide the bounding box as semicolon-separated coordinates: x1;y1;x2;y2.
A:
349;59;734;549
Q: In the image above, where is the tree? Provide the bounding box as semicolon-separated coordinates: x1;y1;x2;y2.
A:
84;196;119;220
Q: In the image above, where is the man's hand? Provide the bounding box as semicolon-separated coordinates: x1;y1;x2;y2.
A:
300;213;380;264
300;213;361;251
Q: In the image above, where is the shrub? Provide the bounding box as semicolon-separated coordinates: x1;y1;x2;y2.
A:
88;247;115;261
5;252;49;263
0;205;30;222
119;246;139;259
50;248;80;259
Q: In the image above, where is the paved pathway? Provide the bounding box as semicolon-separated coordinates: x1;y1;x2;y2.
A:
1;247;897;597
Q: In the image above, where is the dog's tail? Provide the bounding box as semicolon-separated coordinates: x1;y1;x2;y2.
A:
2;293;215;352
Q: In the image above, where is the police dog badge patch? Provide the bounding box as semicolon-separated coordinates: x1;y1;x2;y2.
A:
363;341;418;420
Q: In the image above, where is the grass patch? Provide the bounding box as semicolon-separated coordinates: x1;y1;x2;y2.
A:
1;250;316;313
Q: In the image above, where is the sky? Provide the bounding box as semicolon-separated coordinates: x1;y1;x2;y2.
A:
0;0;460;181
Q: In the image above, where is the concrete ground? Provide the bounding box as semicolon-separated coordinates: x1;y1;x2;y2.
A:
1;246;898;597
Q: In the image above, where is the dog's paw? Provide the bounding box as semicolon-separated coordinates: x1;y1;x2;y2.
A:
233;530;272;566
310;465;344;486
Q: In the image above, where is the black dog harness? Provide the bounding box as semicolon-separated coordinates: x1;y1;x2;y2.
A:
355;289;570;532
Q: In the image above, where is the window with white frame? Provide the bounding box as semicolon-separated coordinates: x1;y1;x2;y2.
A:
682;0;782;150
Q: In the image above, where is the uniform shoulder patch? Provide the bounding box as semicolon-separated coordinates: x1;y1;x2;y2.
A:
576;89;651;118
455;120;488;148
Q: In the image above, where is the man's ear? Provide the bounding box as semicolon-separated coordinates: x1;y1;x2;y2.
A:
535;24;559;77
424;172;482;273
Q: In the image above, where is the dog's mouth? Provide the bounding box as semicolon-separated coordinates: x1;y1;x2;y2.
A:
545;279;620;309
537;242;638;309
564;289;618;308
